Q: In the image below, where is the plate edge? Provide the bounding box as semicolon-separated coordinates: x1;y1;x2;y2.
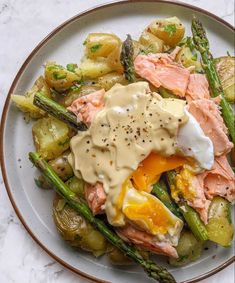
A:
0;1;234;283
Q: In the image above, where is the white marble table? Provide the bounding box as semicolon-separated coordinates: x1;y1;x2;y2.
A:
0;0;234;282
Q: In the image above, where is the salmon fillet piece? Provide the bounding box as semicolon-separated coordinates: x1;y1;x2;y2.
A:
85;182;106;215
186;74;210;102
67;89;105;125
188;99;233;156
134;49;190;97
189;176;211;224
117;224;178;258
196;155;235;202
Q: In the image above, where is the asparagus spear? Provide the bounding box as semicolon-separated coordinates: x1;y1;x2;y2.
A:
120;34;136;82
191;17;235;143
166;171;208;241
34;92;87;131
29;152;176;283
152;179;183;220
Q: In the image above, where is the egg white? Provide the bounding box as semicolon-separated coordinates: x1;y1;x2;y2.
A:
122;188;183;246
177;109;214;171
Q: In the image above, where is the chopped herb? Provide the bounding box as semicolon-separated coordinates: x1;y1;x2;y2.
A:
83;40;87;45
164;24;177;37
52;72;67;80
47;65;63;71
70;85;82;92
191;54;197;61
66;63;77;72
90;44;102;53
178;36;195;51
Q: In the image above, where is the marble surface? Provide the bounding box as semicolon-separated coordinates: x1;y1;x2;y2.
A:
0;0;234;282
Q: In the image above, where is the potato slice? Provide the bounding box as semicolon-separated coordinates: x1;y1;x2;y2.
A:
214;56;235;103
32;117;70;160
139;30;164;53
148;16;185;47
97;72;128;90
11;76;51;118
206;197;234;247
44;62;81;92
84;33;121;60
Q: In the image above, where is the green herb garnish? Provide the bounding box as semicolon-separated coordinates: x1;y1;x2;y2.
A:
66;63;77;72
90;44;102;53
191;54;197;61
164;24;177;37
83;40;87;45
52;72;67;80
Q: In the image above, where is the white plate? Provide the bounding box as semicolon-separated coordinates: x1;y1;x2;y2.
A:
1;1;234;282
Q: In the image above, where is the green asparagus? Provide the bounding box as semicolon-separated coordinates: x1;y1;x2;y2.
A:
152;179;183;220
120;34;136;82
166;171;208;241
191;17;235;143
34;92;87;131
29;152;176;283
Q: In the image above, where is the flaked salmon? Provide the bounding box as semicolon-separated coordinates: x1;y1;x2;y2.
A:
85;182;106;215
67;89;105;125
134;50;190;97
196;155;235;203
188;99;233;156
186;74;210;102
117;224;178;258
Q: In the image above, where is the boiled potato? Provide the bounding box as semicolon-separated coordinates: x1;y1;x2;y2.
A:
49;151;74;181
44;62;81;92
206;197;234;247
79;57;112;78
84;33;121;60
53;195;107;257
176;46;202;72
11;76;51;118
66;176;85;197
169;230;204;266
106;45;123;73
108;247;132;265
148;17;185;47
214;56;235;103
63;85;101;107
97;72;128;90
139;30;164;53
32;117;70;160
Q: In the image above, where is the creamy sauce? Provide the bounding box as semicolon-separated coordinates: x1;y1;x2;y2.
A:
69;82;188;226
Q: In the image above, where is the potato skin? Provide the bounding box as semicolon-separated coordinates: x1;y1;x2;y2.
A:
97;72;128;90
32;117;70;160
148;17;185;47
63;85;101;107
11;76;51;119
49;151;74;181
44;62;81;92
169;230;204;266
53;195;107;257
84;33;121;60
206;197;234;247
139;30;164;53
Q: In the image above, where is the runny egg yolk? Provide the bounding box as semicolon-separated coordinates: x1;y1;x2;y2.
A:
131;152;186;192
122;189;180;235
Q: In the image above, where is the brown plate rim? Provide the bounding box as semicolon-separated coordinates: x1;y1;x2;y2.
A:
0;1;234;282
